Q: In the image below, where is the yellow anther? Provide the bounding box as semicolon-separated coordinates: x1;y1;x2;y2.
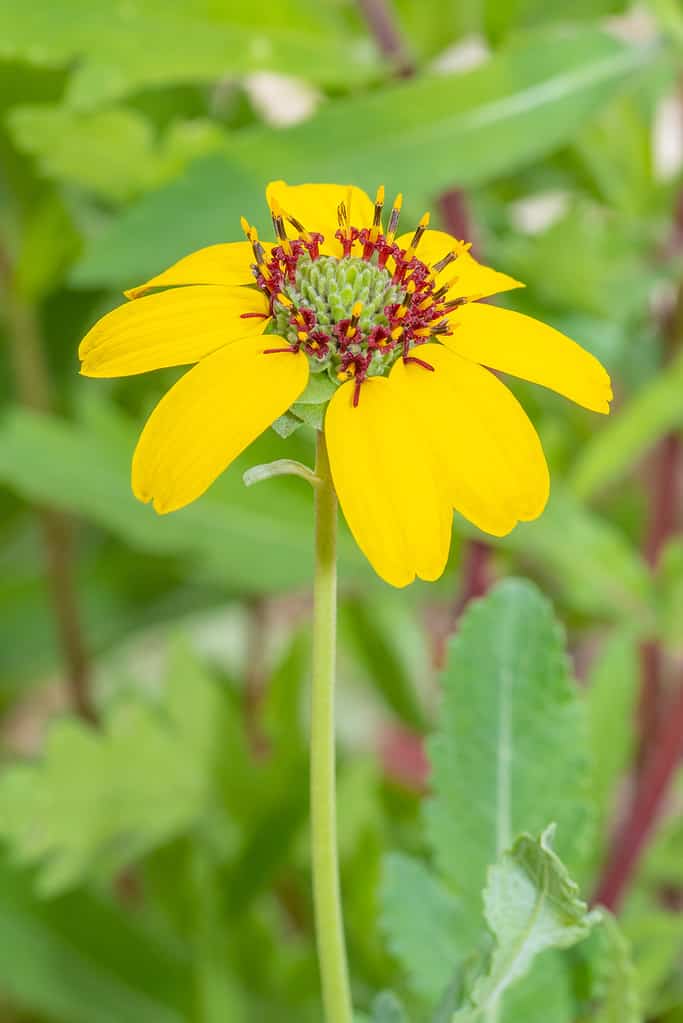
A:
418;211;430;229
406;279;416;294
371;185;385;238
258;262;272;281
391;325;403;341
297;331;309;342
276;292;292;307
352;301;363;319
240;216;250;236
337;366;355;381
270;196;283;218
413;327;431;338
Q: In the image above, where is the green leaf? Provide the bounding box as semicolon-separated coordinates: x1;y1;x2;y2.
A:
8;104;224;202
74;27;652;289
452;827;598;1021
569;349;683;501
381;853;465;1003
0;0;375;107
576;911;642;1023
426;579;593;923
372;991;410;1022
0;643;235;894
0;398;368;592
655;539;683;652
585;629;639;869
0;854;191;1023
496;486;653;622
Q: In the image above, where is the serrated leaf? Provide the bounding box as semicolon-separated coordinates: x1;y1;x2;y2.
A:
0;643;234;894
569;348;683;500
452;827;598;1021
73;28;652;289
0;0;374;107
381;853;465;1003
426;579;592;924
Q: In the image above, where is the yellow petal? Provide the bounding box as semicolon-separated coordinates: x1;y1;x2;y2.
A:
395;229;523;301
124;242;266;299
390;344;549;536
444;302;612;414
132;335;309;513
325;377;451;587
266;181;374;257
79;285;270;378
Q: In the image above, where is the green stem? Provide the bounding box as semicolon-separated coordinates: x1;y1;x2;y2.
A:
311;430;352;1023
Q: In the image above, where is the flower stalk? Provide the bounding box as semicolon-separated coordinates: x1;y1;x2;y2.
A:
310;430;352;1023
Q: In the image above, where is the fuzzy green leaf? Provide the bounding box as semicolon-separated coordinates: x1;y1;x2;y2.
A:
426;579;592;923
452;827;598;1021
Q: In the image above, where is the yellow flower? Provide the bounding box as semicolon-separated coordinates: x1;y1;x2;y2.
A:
79;181;612;588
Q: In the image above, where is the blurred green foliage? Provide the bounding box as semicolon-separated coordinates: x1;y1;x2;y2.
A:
0;0;682;1020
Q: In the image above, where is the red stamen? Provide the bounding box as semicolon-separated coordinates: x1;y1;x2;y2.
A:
240;311;269;319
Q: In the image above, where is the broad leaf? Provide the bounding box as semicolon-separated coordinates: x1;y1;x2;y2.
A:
73;28;651;288
426;579;593;922
0;0;374;106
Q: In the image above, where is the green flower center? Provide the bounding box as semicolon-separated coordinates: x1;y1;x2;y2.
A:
271;254;404;343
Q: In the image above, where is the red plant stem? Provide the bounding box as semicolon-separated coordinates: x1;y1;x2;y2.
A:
594;679;683;911
595;196;683;909
355;0;414;75
0;249;96;723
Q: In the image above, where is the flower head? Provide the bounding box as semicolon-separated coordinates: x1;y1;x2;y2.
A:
79;181;612;587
